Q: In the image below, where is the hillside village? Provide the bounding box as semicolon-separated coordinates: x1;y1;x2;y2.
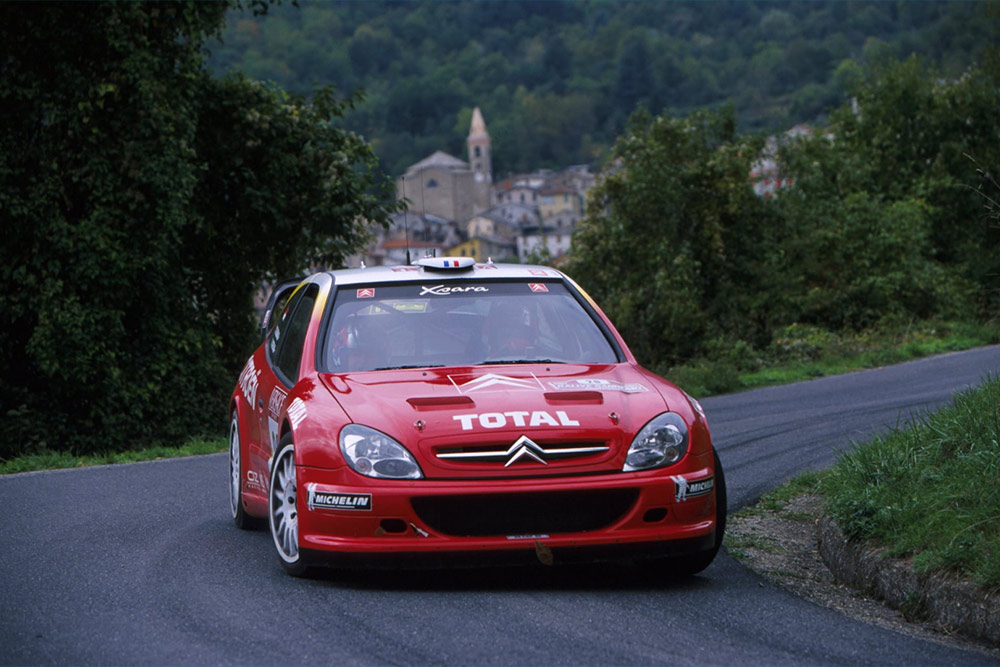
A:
353;107;808;267
354;108;596;266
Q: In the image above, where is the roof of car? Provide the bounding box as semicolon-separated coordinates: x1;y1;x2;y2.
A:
328;261;566;286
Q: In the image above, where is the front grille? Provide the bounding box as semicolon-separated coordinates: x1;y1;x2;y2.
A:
411;488;638;537
435;441;610;465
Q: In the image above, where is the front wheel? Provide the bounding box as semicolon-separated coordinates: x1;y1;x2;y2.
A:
268;436;313;577
660;449;728;577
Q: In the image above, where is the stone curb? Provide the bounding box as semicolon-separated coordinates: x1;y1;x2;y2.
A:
818;515;1000;646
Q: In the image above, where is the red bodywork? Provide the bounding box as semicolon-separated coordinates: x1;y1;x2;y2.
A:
230;264;722;570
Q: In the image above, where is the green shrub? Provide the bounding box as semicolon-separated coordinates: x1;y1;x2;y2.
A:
664;359;743;399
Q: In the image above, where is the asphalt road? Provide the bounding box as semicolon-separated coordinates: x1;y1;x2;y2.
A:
2;346;999;666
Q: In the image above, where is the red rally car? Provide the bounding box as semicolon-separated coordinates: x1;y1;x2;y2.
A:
229;257;725;577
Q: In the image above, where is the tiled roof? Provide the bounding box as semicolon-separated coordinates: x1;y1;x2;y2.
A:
406;151;469;172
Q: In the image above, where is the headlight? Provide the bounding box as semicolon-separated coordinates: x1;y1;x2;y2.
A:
339;424;423;479
623;412;689;472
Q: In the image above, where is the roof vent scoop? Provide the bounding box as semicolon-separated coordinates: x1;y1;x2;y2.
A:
415;257;476;271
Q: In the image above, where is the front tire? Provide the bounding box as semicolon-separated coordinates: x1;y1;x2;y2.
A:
269;435;312;577
661;449;728;577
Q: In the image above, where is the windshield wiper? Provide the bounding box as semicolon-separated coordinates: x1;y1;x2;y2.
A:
482;359;561;365
373;364;446;371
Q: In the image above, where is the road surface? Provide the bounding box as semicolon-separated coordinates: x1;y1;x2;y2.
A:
2;346;998;665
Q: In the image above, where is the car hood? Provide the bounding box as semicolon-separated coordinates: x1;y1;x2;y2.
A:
320;364;672;479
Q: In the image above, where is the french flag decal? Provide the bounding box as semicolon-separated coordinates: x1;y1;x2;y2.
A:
415;256;476;270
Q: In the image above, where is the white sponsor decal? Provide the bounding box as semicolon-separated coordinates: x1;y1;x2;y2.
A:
548;379;649;394
671;475;714;503
268;387;287;419
288;398;307;429
450;373;543;394
506;534;550;540
306;484;372;511
246;470;266;492
237;357;262;406
267;388;288;452
452;410;581;431
419;284;489;296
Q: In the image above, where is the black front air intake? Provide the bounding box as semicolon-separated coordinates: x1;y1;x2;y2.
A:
411;488;638;537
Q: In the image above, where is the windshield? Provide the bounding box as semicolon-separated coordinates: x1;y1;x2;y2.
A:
322;280;620;372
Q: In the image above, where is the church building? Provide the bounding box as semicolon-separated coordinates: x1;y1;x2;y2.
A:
395;107;493;223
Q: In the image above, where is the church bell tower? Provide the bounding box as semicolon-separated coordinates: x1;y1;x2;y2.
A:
467;107;492;186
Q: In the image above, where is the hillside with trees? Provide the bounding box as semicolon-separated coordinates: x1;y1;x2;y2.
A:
207;1;996;177
566;54;1000;380
2;1;996;462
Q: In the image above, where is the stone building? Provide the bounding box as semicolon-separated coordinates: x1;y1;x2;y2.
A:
443;210;520;263
356;107;597;267
394;107;493;223
495;167;594;262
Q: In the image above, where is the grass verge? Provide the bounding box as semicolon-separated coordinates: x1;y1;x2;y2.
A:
0;437;227;476
730;376;1000;589
667;320;999;398
821;375;1000;587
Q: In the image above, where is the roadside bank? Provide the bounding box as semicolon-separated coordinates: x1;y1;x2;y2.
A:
725;493;1000;658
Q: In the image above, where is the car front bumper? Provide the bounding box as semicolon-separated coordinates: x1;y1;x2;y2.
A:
295;451;719;568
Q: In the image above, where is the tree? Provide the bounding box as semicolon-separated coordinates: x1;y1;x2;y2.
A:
566;108;780;370
613;38;655;120
0;2;397;458
188;78;397;373
347;24;399;76
543;33;573;91
777;191;962;329
777;55;999;321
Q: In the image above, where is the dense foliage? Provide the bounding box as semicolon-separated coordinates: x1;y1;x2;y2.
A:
776;55;1000;325
568;56;1000;375
566;109;782;366
207;1;996;176
1;1;997;460
0;2;396;458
